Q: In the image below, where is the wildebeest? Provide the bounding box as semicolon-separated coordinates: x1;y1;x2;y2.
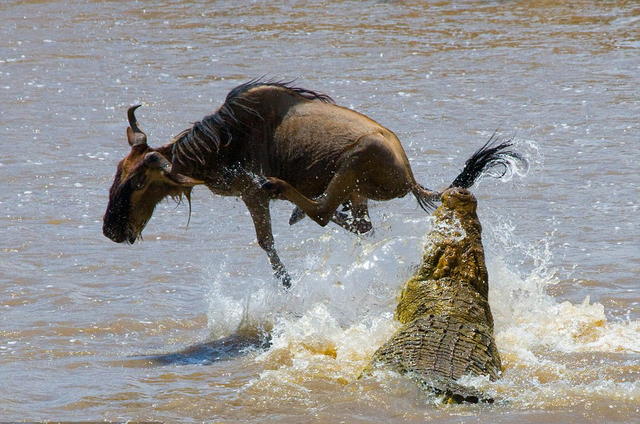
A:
103;80;521;288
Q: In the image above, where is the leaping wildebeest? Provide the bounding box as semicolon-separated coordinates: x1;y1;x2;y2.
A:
103;80;522;288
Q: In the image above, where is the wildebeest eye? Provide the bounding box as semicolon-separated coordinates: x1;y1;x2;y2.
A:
132;177;146;190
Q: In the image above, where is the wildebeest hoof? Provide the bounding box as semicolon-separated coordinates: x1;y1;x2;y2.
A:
354;219;373;234
276;269;292;289
289;207;306;225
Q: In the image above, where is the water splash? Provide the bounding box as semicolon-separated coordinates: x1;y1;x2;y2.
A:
201;173;640;409
484;213;640;407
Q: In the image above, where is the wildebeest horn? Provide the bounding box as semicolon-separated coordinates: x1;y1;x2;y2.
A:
144;151;172;173
127;105;148;147
144;152;204;187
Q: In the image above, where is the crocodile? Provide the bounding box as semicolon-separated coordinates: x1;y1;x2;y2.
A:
361;187;502;404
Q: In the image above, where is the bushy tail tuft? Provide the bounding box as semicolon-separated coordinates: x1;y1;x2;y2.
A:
413;133;526;213
449;133;526;189
413;184;440;213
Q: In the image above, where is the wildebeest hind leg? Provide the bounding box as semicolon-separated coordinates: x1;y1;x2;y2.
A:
289;206;306;225
330;194;372;234
289;195;372;234
243;196;291;288
262;163;360;228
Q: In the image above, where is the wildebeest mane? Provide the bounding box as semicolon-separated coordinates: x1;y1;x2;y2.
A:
171;79;335;167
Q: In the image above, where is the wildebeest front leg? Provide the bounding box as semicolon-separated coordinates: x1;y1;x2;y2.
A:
243;197;292;289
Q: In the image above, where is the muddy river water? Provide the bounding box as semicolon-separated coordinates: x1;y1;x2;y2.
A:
1;0;639;422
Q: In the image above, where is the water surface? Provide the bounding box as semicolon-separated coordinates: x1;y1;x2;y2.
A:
1;0;639;422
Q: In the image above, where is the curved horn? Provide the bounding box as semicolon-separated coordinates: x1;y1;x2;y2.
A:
127;105;148;146
144;152;204;187
144;151;172;173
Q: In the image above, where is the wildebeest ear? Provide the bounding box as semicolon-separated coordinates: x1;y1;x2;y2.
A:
144;152;204;187
127;127;147;147
127;105;148;147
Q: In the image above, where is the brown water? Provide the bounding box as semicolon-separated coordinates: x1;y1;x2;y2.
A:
1;0;639;422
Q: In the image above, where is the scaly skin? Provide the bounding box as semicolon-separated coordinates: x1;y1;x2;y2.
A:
362;187;502;404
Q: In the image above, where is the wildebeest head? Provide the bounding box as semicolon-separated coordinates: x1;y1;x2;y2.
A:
103;105;203;244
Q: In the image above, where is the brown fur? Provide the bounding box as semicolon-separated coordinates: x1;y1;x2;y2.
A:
103;80;521;288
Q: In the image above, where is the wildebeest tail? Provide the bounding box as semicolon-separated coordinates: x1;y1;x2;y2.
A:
412;134;526;212
412;184;440;212
449;134;525;190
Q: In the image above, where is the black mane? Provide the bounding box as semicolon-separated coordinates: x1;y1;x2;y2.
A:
228;78;334;105
171;79;334;167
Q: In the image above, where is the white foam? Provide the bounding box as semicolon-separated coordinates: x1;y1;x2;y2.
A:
202;186;640;406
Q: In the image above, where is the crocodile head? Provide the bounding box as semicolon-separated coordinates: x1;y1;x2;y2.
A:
395;187;490;324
